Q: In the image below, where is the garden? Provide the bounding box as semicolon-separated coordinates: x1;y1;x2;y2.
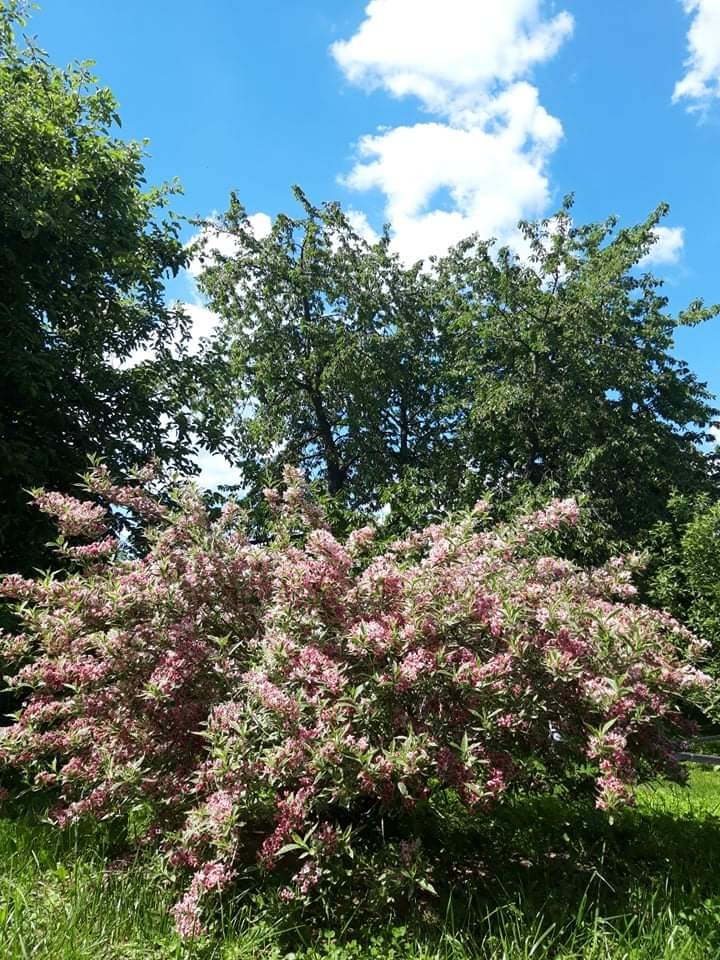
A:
2;2;720;957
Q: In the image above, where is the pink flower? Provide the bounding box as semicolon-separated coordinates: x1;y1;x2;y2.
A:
243;670;299;720
193;860;236;892
259;788;314;867
171;890;203;939
306;529;351;571
346;525;376;555
33;491;107;538
289;646;346;694
292;859;321;894
397;648;436;690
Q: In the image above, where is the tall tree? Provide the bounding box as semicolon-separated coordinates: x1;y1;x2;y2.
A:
436;200;719;541
195;189;719;545
194;188;450;519
0;3;195;572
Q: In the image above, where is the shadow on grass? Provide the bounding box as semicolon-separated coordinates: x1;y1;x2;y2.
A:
421;776;720;952
3;775;720;958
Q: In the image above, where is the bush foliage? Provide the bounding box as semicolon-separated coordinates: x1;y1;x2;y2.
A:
0;467;713;937
644;493;720;675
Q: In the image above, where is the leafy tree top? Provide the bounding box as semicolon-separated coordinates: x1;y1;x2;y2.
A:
193;190;720;546
0;1;196;571
434;198;720;539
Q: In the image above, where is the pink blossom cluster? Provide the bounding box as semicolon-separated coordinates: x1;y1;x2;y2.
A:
0;472;713;935
33;491;107;539
84;463;168;520
170;860;236;939
62;536;118;563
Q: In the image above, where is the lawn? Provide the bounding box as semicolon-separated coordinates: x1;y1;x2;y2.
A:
2;767;720;959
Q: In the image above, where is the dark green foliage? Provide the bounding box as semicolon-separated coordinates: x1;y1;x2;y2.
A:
434;199;719;545
194;192;720;550
193;187;448;525
683;503;720;644
644;492;720;671
0;2;196;573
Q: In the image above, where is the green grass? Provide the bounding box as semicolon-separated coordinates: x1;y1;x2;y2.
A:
2;770;720;959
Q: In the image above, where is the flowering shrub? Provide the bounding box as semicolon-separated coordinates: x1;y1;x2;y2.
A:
0;466;713;937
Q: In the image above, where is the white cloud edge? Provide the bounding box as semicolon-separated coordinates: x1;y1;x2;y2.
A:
187;213;272;279
195;449;245;490
673;0;720;112
332;0;574;263
331;0;573;120
638;225;686;268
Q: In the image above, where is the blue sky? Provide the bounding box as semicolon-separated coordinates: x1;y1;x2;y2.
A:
29;0;720;480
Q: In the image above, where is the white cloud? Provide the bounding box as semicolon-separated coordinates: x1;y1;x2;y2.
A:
195;449;244;490
180;209;273;354
187;212;272;278
638;225;686;268
178;215;275;487
673;0;720;110
346;208;381;244
181;301;222;354
112;344;154;369
332;0;573;120
113;300;223;368
343;83;562;261
332;0;573;262
248;212;273;240
187;229;239;279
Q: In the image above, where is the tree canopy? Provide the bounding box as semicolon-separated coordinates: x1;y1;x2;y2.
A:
194;192;719;544
0;4;196;572
193;188;450;523
434;202;720;542
2;0;719;571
